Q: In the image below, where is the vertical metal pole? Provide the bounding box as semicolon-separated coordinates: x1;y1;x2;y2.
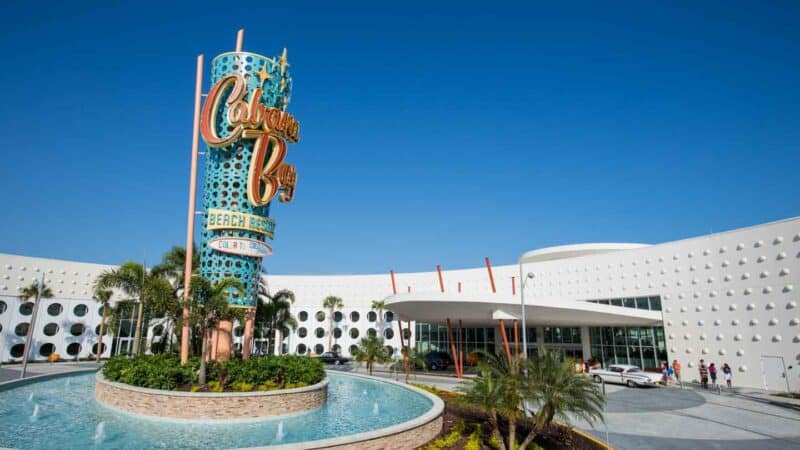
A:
519;263;529;358
602;379;610;448
235;29;244;52
20;273;45;378
181;54;204;364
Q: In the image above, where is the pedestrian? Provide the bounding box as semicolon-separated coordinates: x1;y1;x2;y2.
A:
709;363;717;388
722;363;732;388
660;362;669;385
667;363;675;383
699;359;709;389
672;359;682;383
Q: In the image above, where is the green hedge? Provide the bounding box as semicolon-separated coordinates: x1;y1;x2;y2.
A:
102;354;325;391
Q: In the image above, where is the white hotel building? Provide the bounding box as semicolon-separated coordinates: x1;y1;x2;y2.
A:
0;217;798;392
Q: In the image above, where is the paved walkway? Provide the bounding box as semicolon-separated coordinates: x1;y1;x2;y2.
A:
0;361;100;384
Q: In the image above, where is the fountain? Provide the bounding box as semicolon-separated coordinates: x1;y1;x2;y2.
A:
93;421;106;443
373;401;380;415
27;392;34;402
275;421;285;442
30;403;39;421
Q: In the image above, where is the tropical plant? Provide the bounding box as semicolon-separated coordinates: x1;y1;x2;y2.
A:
93;288;113;362
517;352;605;448
399;347;427;383
255;284;297;355
371;299;385;331
189;275;245;384
321;295;343;351
351;335;391;375
151;245;199;355
19;281;54;302
95;261;176;355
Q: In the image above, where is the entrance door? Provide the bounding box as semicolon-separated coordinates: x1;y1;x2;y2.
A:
760;356;789;391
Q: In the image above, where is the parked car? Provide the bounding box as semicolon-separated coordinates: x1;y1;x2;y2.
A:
589;364;663;387
314;351;351;365
423;351;453;371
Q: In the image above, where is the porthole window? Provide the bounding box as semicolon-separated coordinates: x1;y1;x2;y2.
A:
315;327;325;338
403;328;411;340
47;303;63;316
66;343;81;356
0;323;3;333
298;311;308;322
298;327;307;338
350;328;359;339
234;326;243;337
91;343;106;355
94;325;103;335
333;311;343;322
98;306;105;316
367;311;377;322
315;311;325;322
384;346;394;357
73;304;88;317
153;325;164;336
43;323;59;336
314;344;324;355
367;328;377;338
296;343;307;355
350;311;360;322
15;323;29;337
39;343;55;357
333;328;342;338
0;300;6;314
332;344;341;352
19;302;33;316
70;323;85;336
10;343;25;358
384;311;394;322
384;329;394;339
349;344;358;355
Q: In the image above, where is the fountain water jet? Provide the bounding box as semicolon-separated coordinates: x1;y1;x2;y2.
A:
275;421;285;441
30;404;40;421
93;421;106;443
373;402;379;415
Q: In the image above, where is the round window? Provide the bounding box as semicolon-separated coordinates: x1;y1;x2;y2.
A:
333;328;342;338
95;324;103;335
314;344;324;355
333;311;343;322
332;344;341;352
349;344;358;355
73;304;88;317
385;311;394;322
315;327;325;338
298;327;307;338
350;328;359;339
19;302;33;316
39;343;55;357
296;344;307;355
367;328;377;338
384;329;394;339
10;343;25;358
47;303;63;316
350;311;360;322
15;322;29;337
315;311;325;322
66;343;81;356
367;311;377;322
0;300;6;314
70;323;85;336
234;326;243;337
153;325;164;336
298;311;308;322
91;343;106;355
43;323;59;336
384;346;394;357
97;306;105;316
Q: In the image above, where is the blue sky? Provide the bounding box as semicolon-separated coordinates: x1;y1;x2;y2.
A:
0;1;798;274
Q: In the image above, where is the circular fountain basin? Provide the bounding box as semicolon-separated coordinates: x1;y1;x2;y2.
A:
0;370;443;449
95;372;328;420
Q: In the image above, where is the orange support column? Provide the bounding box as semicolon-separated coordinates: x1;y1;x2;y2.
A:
446;319;461;378
485;257;497;293
457;320;464;376
390;270;397;295
242;308;255;360
498;319;512;364
511;276;516;295
437;265;445;292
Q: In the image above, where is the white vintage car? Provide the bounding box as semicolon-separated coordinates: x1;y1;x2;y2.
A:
589;364;663;387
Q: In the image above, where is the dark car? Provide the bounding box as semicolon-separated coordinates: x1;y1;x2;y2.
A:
314;351;351;365
424;351;453;371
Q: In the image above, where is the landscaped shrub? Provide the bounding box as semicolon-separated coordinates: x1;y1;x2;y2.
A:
102;354;325;391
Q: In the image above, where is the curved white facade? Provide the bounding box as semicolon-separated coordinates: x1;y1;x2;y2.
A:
0;217;798;391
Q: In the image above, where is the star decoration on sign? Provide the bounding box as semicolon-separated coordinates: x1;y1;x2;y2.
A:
257;64;271;87
279;48;289;75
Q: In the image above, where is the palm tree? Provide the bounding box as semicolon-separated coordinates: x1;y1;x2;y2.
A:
95;261;175;355
401;347;427;383
190;275;245;384
351;335;391;375
371;299;385;333
151;245;199;355
460;366;511;450
518;352;605;449
19;282;54;303
255;287;297;355
19;280;54;365
93;288;113;362
322;296;343;351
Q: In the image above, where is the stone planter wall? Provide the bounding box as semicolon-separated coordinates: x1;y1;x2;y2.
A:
94;372;327;421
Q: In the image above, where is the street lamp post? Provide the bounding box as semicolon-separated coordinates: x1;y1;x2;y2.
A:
518;263;534;358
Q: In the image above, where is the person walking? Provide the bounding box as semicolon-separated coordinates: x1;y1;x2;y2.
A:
709;363;718;388
722;363;733;388
699;359;709;389
660;362;669;385
672;359;682;384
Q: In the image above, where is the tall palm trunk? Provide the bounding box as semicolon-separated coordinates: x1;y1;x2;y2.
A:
489;411;506;450
507;418;516;450
327;309;333;351
199;326;209;385
132;299;145;355
96;303;107;362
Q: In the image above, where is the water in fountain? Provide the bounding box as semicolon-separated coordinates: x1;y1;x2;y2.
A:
275;421;285;441
27;392;34;402
372;402;379;415
30;404;40;421
362;389;367;396
65;379;71;387
93;421;106;443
